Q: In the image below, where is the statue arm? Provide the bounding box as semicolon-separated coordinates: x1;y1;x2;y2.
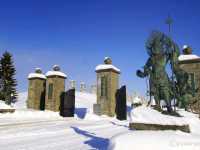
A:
136;58;152;78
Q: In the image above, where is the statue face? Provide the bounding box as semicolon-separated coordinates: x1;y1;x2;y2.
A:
151;38;163;54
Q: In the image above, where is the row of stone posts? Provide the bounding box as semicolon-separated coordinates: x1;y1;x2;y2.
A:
27;67;96;112
27;57;127;119
27;65;66;111
69;80;97;93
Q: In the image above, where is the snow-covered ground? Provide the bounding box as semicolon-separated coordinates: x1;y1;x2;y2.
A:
0;92;200;150
0;100;14;109
111;108;200;150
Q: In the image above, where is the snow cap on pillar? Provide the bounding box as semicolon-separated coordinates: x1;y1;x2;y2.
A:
178;45;200;61
95;57;120;73
182;45;192;55
28;68;46;79
46;65;67;78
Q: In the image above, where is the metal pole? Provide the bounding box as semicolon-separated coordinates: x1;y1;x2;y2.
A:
166;15;176;111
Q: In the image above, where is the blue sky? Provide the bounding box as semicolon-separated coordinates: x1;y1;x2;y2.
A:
0;0;200;95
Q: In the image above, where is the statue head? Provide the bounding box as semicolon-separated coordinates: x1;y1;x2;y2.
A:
146;31;166;55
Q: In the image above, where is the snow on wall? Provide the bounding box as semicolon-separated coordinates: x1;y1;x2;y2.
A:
178;54;200;61
130;106;188;125
95;64;120;72
46;71;67;78
28;73;46;79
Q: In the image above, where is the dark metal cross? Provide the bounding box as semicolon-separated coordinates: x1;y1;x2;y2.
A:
166;15;176;111
165;15;173;34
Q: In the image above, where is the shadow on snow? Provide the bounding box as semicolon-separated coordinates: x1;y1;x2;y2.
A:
71;126;109;150
75;108;87;119
110;121;129;128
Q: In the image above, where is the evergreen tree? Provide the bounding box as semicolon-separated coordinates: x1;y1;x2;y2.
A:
0;51;17;104
0;62;3;100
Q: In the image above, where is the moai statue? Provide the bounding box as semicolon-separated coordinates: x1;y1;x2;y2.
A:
80;82;86;92
94;57;120;117
45;65;67;112
27;68;46;110
90;84;97;94
70;80;76;89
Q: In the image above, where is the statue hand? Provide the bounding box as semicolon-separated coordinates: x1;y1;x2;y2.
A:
136;70;146;78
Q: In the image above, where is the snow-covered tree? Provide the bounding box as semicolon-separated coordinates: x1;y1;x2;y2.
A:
0;51;17;104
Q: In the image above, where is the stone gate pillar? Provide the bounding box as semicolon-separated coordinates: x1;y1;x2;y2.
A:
27;68;46;110
94;57;120;117
45;65;67;112
178;45;200;114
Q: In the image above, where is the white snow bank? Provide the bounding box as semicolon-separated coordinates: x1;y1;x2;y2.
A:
178;54;200;61
28;73;46;79
130;106;188;125
95;64;120;73
75;91;97;119
109;130;200;150
75;91;96;110
110;107;200;150
0;100;14;109
46;71;67;78
132;96;142;103
14;92;28;109
178;110;200;133
0;110;61;120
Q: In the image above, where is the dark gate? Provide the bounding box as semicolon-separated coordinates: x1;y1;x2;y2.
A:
60;89;75;117
40;91;45;110
115;86;127;120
